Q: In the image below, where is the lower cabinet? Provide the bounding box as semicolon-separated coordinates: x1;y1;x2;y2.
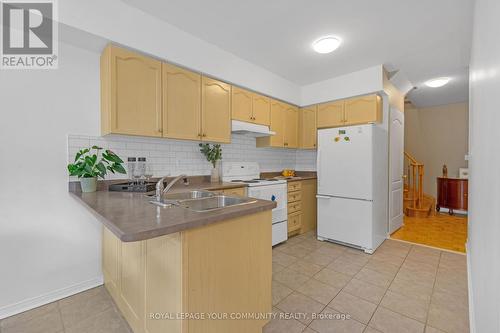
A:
102;210;272;333
209;186;247;196
286;179;317;237
287;181;302;236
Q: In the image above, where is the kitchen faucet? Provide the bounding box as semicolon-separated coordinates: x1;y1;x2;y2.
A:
155;174;189;202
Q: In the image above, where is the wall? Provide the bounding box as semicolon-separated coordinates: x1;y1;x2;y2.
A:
68;134;309;180
468;0;500;331
404;102;469;197
0;42;103;318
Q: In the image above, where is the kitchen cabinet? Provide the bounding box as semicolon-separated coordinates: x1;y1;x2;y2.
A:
231;86;253;123
221;187;247;196
287;181;302;236
436;177;468;214
231;87;271;126
201;76;231;143
299;106;317;149
317;95;382;128
344;94;382;125
101;45;162;137
284;105;299;148
162;63;201;141
300;179;317;233
317;100;344;128
252;93;271;125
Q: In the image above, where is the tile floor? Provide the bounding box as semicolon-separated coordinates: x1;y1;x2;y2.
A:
391;213;468;252
0;232;469;333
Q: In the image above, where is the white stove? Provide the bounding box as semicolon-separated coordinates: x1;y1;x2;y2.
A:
222;162;288;246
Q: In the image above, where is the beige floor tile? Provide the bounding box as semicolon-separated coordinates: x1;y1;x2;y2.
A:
262;307;307;333
300;239;325;251
308;307;366;333
342;279;387;304
427;302;469;333
373;246;410;259
288;259;324;277
1;306;63;333
425;325;446;333
328;291;377;324
0;302;58;330
276;292;326;325
389;277;433;302
302;252;335;266
59;286;114;328
364;259;401;277
433;279;468;298
272;280;293;306
272;262;286;275
312;246;345;259
371;251;406;266
65;306;131;333
278;243;314;258
302;327;319;333
327;257;364;276
340;250;372;266
369;307;425;333
273;251;299;267
396;269;436;288
313;268;352;289
364;327;383;333
355;268;394;289
380;290;429;323
296;279;340;305
273;267;311;290
430;290;468;311
401;258;438;274
284;235;306;245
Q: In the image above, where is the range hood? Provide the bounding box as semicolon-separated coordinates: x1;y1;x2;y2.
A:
231;120;275;137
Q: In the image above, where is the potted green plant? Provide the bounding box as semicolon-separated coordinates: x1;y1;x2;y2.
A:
68;146;126;192
199;143;222;183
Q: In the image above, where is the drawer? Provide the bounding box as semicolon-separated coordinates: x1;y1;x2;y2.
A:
222;187;246;197
288;201;302;214
288;191;302;203
288;181;302;193
288;212;302;232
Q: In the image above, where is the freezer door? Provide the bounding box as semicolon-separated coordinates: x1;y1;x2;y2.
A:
317;125;373;200
317;195;372;250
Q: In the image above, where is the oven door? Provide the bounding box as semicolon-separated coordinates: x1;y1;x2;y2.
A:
247;184;287;224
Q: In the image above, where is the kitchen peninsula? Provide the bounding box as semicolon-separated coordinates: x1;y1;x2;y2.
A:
70;178;276;333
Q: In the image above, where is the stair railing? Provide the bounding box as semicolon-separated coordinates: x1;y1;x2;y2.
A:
404;151;424;209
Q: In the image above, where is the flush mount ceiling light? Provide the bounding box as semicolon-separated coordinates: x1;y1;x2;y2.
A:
312;36;341;54
425;77;451;88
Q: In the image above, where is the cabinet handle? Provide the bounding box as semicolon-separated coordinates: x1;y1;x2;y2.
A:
202;133;206;137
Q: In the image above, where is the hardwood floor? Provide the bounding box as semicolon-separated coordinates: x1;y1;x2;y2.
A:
391;213;468;253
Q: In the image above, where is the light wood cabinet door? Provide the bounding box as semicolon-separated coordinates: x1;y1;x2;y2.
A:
268;100;286;147
252;93;271;125
299;106;317;149
101;45;162;137
162;63;201;141
284;105;298;148
317;100;345;128
231;86;253;122
300;179;317;234
344;94;382;125
201;77;231;143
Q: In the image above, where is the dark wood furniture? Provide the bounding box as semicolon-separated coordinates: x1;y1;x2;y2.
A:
436;177;468;215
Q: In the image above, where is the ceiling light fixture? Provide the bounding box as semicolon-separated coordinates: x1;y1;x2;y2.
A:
425;77;451;88
312;36;341;54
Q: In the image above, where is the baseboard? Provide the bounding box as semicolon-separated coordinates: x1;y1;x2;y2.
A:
0;276;103;320
466;241;476;333
437;207;468;215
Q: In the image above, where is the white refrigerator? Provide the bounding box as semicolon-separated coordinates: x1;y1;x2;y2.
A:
317;124;388;253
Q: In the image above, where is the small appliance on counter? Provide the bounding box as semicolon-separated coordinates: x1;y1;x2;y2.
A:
222;162;288;246
108;182;157;192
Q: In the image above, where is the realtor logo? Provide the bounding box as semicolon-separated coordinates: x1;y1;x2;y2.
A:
1;0;58;69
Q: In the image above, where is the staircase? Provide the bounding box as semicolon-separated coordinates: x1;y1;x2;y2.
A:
403;152;436;218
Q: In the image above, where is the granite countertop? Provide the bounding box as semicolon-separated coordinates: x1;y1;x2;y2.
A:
69;179;276;242
260;171;317;181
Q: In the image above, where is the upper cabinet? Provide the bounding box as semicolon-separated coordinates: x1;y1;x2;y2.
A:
344;94;382;125
231;87;271;126
284;105;298;148
162;63;201;141
201;77;231;143
257;100;297;148
317;100;344;128
317;94;382;128
101;45;162;137
299;106;317;149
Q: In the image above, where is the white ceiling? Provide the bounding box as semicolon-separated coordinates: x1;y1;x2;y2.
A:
122;0;473;107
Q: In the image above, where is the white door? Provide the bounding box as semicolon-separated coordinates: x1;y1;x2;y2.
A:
389;107;404;234
317;125;373;200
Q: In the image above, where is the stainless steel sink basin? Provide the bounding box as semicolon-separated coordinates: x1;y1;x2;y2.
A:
179;195;257;212
147;190;214;200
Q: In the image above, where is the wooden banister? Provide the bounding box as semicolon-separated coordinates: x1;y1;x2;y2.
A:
404;151;424;211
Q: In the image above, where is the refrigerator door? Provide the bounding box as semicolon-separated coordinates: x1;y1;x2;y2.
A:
317;125;373;200
317;195;373;250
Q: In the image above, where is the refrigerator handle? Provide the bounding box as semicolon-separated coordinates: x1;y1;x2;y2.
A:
316;149;321;180
316;195;331;199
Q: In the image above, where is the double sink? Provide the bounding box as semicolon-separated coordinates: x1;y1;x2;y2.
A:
148;190;257;212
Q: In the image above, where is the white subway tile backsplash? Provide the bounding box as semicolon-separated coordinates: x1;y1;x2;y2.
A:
67;133;317;180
